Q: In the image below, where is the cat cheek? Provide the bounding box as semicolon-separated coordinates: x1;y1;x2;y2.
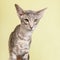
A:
34;22;38;25
23;21;28;25
32;27;36;30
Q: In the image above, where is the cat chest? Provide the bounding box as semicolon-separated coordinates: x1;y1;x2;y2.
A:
16;40;30;50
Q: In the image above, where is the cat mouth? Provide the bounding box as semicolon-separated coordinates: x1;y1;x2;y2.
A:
27;27;33;31
26;26;34;31
30;27;34;31
30;27;33;30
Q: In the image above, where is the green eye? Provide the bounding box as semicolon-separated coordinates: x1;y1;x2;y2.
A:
25;19;29;22
34;19;38;22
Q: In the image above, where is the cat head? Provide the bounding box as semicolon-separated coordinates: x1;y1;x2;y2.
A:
15;4;47;31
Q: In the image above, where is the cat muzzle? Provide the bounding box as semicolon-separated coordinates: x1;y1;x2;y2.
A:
30;26;33;30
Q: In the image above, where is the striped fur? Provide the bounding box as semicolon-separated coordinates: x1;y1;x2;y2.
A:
9;4;46;60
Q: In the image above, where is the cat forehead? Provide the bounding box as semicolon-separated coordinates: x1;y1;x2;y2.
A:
24;10;36;15
21;10;38;19
23;10;37;19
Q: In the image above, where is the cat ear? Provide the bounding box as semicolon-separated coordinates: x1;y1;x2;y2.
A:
15;4;24;16
36;8;47;19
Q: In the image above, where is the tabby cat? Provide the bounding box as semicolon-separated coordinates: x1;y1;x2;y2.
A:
9;4;47;60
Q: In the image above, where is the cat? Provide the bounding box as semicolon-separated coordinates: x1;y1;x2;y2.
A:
9;4;47;60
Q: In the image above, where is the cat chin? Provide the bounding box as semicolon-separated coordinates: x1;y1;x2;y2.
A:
25;26;36;31
28;29;33;31
29;28;35;31
26;28;33;31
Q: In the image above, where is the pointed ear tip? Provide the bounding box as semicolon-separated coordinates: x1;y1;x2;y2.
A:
15;4;18;7
43;7;48;11
39;7;47;12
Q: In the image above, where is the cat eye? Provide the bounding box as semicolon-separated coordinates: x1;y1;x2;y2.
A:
34;19;38;22
24;19;29;22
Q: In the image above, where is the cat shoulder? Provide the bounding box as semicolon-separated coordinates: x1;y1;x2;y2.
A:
9;24;20;39
14;24;20;31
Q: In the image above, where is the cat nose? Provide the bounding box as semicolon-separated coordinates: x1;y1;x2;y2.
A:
30;26;33;29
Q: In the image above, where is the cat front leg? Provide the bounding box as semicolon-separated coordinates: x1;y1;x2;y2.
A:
22;53;30;60
9;52;17;60
17;55;23;60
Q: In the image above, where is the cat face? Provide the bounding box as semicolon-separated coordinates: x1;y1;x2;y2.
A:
15;4;47;31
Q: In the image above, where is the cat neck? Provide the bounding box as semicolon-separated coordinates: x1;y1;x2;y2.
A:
19;24;33;40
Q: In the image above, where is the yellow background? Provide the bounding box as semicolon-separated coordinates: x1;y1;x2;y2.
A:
0;0;60;60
